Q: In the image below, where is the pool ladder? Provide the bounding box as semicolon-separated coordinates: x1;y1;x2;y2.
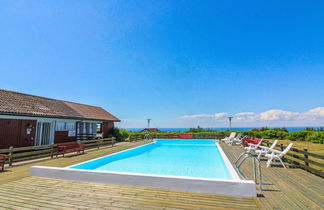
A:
234;152;262;191
143;130;153;141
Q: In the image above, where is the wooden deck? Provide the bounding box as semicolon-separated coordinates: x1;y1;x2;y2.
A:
0;141;323;209
220;142;324;209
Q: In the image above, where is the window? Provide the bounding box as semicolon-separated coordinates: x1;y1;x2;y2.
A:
55;122;66;131
66;122;75;131
96;123;102;133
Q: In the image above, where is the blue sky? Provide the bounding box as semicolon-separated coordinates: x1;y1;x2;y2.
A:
0;0;323;128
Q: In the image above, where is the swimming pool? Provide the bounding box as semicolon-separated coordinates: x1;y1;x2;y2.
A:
30;139;256;197
70;139;235;180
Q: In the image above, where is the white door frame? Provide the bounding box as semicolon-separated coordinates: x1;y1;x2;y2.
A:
35;120;55;146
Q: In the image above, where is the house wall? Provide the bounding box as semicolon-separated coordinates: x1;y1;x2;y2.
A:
102;121;114;138
54;131;76;144
54;120;78;143
0;115;117;148
0;118;36;149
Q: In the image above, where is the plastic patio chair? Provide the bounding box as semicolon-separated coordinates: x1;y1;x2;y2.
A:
255;140;278;159
221;132;236;142
265;143;293;168
244;138;263;152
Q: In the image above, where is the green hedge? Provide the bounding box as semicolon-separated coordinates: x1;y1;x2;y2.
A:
241;130;324;143
119;129;324;144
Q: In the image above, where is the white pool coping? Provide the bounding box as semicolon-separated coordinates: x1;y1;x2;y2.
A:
30;139;256;197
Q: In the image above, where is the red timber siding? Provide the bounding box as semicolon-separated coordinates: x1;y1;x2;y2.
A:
0;118;36;149
102;121;114;138
54;131;76;144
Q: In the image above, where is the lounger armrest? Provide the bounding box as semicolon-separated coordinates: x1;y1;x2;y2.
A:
258;145;269;150
269;149;282;154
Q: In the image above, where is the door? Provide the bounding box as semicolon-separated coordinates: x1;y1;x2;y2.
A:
35;121;55;146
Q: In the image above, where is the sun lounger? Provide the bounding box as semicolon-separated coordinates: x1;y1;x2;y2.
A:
244;138;263;152
231;134;248;145
221;132;236;142
265;143;293;168
255;140;278;159
226;133;246;145
241;136;254;147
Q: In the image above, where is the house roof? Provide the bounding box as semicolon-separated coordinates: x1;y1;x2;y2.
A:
62;101;120;122
0;89;120;122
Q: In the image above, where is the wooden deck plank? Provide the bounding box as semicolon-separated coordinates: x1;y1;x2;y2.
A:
0;141;323;209
219;142;324;210
0;176;257;209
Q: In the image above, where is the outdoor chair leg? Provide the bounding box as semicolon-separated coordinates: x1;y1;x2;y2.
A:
266;157;273;168
278;158;287;169
257;152;262;160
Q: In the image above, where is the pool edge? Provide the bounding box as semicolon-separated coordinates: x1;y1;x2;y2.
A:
30;165;256;197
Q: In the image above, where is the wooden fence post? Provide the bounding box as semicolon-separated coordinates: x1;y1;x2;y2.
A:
304;149;309;168
280;144;284;151
50;144;55;158
97;139;100;149
280;144;285;162
8;146;13;166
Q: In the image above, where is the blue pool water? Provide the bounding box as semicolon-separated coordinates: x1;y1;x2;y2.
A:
70;139;233;180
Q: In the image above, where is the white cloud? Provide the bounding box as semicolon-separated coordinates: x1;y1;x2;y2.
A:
214;112;228;119
179;114;214;119
306;107;324;117
236;112;255;116
118;107;324;128
178;107;324;123
258;109;299;121
179;112;228;119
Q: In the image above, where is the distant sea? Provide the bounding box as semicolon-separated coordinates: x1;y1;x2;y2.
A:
124;127;323;132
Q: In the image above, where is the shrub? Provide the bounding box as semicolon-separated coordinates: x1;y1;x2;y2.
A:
287;131;310;141
305;131;324;144
111;128;129;142
121;129;324;144
188;126;215;133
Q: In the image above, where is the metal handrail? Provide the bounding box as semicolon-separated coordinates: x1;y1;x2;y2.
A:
143;130;153;140
235;151;262;191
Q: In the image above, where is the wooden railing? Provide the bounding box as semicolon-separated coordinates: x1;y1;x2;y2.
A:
0;137;116;166
262;140;324;178
77;133;97;140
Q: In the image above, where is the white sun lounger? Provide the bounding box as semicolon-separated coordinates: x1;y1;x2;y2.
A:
265;143;293;168
255;140;278;159
225;133;240;144
221;132;236;142
226;133;247;145
244;139;263;152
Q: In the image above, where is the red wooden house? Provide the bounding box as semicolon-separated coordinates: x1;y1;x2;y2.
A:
0;89;120;149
